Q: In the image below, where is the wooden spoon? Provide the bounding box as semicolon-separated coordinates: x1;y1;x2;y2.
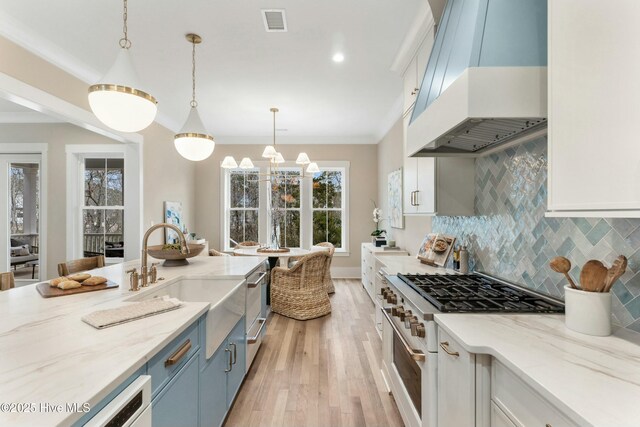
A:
580;260;609;292
603;255;628;293
549;256;578;289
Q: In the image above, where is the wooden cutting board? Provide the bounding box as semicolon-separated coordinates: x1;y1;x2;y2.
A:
36;280;119;298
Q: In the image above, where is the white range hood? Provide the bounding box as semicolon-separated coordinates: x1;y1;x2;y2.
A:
407;0;548;157
407;66;547;157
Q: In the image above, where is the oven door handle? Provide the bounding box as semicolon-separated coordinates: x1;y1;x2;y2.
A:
382;308;425;362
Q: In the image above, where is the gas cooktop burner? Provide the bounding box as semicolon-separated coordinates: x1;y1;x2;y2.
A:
396;273;564;313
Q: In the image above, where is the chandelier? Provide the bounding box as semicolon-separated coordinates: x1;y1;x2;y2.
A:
88;0;158;132
174;33;215;161
221;107;319;181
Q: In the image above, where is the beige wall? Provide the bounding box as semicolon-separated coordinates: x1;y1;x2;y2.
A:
0;37;197;273
0;123;119;276
377;118;432;256
195;144;377;271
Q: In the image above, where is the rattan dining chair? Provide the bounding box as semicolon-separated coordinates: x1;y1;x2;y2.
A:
270;251;332;320
209;248;230;256
58;255;105;276
314;242;336;294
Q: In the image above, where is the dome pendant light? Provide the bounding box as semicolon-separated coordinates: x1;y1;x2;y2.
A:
88;0;158;132
174;33;215;161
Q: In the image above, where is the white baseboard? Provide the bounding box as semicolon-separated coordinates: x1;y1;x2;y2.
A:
331;267;360;278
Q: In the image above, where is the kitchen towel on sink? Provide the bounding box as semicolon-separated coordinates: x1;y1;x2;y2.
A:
82;296;182;329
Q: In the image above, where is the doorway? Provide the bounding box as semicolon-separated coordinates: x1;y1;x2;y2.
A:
0;154;44;284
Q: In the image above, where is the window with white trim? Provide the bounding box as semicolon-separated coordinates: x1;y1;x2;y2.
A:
222;162;349;253
269;169;301;248
228;169;260;245
311;169;344;248
82;158;124;260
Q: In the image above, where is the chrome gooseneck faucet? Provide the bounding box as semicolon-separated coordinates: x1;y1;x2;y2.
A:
126;223;190;291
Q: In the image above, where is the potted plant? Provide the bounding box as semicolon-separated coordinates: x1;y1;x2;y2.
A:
371;202;387;245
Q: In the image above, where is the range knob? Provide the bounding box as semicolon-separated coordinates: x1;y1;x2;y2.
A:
392;306;405;317
399;309;412;321
391;305;403;316
388;294;398;304
380;287;390;297
413;323;426;338
405;315;419;329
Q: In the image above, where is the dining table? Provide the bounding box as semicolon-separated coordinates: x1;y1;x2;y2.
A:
232;246;310;269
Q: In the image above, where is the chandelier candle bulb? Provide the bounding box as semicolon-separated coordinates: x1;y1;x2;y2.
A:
239;158;255;169
221;156;238;169
296;153;311;165
306;162;320;173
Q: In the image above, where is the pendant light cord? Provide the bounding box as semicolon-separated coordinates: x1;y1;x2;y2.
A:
119;0;131;49
191;38;198;108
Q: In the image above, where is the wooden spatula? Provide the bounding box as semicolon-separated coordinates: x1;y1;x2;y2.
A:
603;255;628;293
549;256;578;289
580;260;608;292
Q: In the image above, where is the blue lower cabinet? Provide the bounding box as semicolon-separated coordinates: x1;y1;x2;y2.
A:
200;339;231;427
226;317;246;407
199;316;246;427
152;350;200;427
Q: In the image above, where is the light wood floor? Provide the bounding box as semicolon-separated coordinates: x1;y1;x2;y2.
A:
224;279;404;427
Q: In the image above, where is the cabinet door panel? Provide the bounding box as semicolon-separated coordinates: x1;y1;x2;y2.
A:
548;0;640;214
437;330;475;427
226;317;246;407
200;341;231;427
415;158;436;214
152;352;199;427
491;402;518;427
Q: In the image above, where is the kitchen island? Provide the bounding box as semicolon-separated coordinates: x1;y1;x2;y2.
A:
0;256;267;427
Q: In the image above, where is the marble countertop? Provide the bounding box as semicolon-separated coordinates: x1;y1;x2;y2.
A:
376;254;458;275
435;314;640;427
0;256;266;427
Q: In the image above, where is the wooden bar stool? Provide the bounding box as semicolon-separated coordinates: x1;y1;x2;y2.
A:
58;255;106;276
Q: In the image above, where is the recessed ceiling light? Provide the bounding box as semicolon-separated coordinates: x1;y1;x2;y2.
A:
332;52;345;63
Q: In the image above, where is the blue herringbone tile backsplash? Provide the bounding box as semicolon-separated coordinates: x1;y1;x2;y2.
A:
432;138;640;331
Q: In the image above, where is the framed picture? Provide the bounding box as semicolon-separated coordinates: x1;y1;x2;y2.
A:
163;201;183;244
416;233;456;267
388;168;404;229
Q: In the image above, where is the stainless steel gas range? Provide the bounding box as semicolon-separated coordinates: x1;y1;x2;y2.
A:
379;271;564;427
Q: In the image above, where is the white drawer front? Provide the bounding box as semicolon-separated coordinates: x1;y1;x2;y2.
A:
491;402;516;427
492;360;579;427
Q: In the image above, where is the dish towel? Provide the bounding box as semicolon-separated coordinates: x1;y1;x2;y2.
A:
82;296;182;329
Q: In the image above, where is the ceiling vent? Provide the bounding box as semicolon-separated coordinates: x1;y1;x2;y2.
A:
262;9;287;32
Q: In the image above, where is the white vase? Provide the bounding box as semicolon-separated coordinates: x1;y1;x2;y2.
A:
564;285;612;336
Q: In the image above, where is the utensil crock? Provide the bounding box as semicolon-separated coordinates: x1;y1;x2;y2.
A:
564;285;612;336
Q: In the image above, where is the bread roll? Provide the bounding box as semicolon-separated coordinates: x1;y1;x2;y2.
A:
57;280;82;290
82;276;107;286
68;273;91;282
49;277;67;287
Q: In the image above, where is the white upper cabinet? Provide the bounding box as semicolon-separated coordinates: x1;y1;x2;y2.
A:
548;0;640;217
402;32;433;117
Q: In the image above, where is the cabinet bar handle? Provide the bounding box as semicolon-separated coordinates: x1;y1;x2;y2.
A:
247;318;267;344
230;342;237;365
248;272;267;288
224;348;232;372
165;339;192;367
382;308;425;361
439;341;459;357
414;190;420;206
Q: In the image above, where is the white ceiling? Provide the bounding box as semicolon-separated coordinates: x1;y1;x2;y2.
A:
0;0;422;143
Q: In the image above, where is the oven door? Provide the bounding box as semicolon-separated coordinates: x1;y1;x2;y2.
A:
381;308;426;427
